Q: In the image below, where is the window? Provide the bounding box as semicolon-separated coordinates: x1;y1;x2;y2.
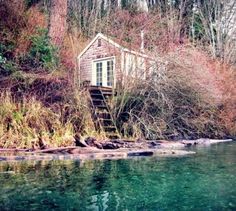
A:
98;39;101;47
96;62;103;86
107;60;114;86
93;58;115;87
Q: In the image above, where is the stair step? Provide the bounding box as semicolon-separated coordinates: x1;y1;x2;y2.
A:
100;118;113;122
90;93;103;97
96;105;108;109
89;86;100;90
92;99;104;103
89;86;120;139
101;91;113;96
92;99;105;106
92;98;103;101
90;94;104;100
100;119;114;126
106;133;120;139
90;90;102;95
103;126;117;132
97;112;111;119
108;136;120;139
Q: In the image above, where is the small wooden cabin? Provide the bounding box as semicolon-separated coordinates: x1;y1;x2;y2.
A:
78;33;156;88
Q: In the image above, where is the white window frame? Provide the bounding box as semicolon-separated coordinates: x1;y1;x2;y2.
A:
92;56;116;87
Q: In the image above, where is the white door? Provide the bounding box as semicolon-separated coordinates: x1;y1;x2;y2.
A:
92;58;115;87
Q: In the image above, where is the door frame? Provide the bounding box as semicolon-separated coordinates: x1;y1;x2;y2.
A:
92;56;116;87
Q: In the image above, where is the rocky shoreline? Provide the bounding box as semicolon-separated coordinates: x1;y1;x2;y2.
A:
0;138;233;162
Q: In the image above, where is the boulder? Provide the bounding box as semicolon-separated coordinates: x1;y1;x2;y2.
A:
38;137;48;150
148;141;161;148
84;137;103;149
74;134;88;147
102;142;119;149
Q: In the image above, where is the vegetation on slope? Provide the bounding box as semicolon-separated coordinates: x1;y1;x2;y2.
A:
0;0;235;148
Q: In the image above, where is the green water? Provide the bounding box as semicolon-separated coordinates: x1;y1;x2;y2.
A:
0;142;236;211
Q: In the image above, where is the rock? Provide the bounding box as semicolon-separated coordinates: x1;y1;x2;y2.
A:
181;139;233;146
153;149;196;156
31;138;40;150
185;143;193;147
112;139;125;145
69;148;83;154
94;142;103;149
74;134;88;147
38;137;48;150
148;141;161;148
159;142;185;149
128;151;153;157
102;142;119;149
84;137;103;149
0;171;15;174
136;138;144;143
15;156;25;160
85;137;96;146
0;157;7;161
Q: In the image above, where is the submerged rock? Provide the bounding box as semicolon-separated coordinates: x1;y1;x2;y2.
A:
128;151;153;157
181;138;233;146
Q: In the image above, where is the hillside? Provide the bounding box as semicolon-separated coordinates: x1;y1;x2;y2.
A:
0;0;235;149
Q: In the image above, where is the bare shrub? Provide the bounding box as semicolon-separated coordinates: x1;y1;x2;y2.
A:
15;5;47;57
112;51;228;140
98;10;187;54
218;65;236;137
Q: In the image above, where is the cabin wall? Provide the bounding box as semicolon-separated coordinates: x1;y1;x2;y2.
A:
79;38;122;85
79;36;157;88
121;51;156;87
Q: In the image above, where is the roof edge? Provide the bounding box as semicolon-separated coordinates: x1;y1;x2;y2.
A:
77;33;156;60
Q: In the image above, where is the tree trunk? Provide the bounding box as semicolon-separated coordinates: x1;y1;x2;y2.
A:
136;0;149;13
48;0;68;47
117;0;122;9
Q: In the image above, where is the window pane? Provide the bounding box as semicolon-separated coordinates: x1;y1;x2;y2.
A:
107;60;114;86
96;62;102;86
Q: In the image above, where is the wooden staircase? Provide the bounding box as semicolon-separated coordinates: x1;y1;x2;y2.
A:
89;86;120;139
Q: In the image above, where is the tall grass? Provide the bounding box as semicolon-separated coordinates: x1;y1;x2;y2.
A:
0;93;75;148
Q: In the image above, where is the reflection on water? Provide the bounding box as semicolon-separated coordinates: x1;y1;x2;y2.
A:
0;142;236;210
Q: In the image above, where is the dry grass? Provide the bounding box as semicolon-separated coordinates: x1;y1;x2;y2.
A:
0;93;75;148
0;88;101;149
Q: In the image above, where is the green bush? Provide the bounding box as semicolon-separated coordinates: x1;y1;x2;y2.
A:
192;14;205;40
0;53;17;76
25;0;41;8
29;28;59;71
0;55;6;64
0;42;18;76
